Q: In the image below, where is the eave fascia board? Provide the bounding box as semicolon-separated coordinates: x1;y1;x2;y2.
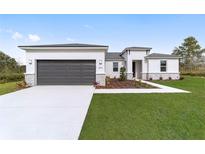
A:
18;46;109;51
145;57;181;59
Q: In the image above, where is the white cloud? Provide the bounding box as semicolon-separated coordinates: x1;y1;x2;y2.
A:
0;28;13;34
5;29;13;33
66;37;75;42
83;24;93;29
12;32;23;40
28;34;41;42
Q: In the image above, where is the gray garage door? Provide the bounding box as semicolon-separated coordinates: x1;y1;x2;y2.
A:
37;60;96;85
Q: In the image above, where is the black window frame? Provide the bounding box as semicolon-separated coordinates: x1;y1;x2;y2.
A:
160;60;167;72
113;62;118;72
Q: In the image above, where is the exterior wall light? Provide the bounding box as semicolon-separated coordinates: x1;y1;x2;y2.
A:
99;59;102;65
28;59;32;65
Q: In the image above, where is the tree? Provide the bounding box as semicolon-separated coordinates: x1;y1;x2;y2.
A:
172;36;205;65
119;67;126;81
0;51;22;73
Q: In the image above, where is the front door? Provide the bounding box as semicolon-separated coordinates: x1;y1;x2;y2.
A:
132;61;136;77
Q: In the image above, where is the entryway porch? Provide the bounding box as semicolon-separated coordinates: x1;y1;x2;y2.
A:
132;60;142;79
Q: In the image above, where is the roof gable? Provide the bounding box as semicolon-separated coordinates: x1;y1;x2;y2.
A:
121;46;152;55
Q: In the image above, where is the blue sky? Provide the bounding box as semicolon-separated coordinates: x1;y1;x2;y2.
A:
0;14;205;64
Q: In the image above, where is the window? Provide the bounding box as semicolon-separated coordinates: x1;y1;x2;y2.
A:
160;60;167;72
113;62;118;72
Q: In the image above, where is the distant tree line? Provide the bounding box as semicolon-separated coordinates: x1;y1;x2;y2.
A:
0;51;25;73
0;51;24;83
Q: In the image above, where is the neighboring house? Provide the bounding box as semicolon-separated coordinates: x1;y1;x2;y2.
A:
19;43;180;86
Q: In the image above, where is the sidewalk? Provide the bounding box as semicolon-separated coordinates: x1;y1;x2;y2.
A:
94;80;190;94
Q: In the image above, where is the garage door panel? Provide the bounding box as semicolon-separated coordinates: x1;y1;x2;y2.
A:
38;71;69;76
37;60;96;85
38;78;83;85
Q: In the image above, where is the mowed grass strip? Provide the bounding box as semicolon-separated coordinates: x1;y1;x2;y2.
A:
0;82;19;95
79;76;205;139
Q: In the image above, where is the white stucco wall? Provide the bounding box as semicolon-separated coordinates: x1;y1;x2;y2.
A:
148;59;179;73
105;61;124;78
122;50;149;79
24;48;106;85
24;46;180;85
25;49;106;75
121;49;179;80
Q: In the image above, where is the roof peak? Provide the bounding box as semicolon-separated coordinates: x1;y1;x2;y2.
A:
125;46;152;49
120;46;152;55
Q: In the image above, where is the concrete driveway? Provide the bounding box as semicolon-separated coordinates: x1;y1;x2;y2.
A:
0;86;94;139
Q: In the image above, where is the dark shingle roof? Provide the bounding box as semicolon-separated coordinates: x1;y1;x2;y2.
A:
18;43;108;48
105;52;124;61
145;53;180;58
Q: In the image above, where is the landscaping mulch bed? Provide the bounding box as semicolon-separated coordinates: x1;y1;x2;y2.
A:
96;79;156;89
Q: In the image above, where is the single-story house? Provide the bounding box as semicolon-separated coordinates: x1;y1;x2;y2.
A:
19;43;180;86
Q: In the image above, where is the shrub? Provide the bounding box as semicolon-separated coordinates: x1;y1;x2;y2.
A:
92;81;99;87
16;80;29;89
180;76;184;80
106;76;111;85
0;73;24;83
135;81;140;88
0;79;6;84
138;80;142;86
169;77;172;80
159;77;163;80
119;67;126;81
181;72;205;77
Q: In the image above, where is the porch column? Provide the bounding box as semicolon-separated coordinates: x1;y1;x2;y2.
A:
126;58;133;80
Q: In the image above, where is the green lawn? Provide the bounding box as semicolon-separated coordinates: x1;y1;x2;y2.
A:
0;82;19;95
79;76;205;139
